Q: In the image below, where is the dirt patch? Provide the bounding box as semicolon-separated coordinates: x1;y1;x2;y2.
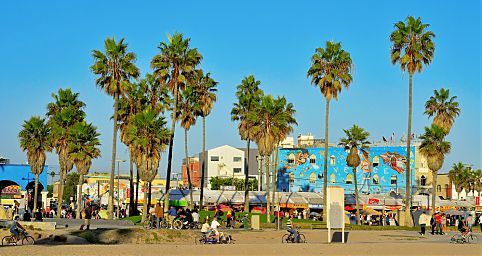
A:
70;228;197;244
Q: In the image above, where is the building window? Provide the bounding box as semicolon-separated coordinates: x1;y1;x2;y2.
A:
310;173;316;184
346;174;353;184
420;175;426;186
391;175;397;185
288;153;295;164
330;173;336;184
330;155;336;166
289;172;295;183
444;184;448;197
233;157;242;162
309;154;316;164
437;185;441;192
373;174;379;185
233;168;242;173
211;156;219;161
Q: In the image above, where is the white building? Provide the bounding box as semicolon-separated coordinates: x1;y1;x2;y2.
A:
205;145;245;188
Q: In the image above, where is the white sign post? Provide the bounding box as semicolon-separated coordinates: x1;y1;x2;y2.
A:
327;187;345;243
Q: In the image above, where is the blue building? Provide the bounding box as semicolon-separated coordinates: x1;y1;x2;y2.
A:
277;145;415;195
0;164;48;209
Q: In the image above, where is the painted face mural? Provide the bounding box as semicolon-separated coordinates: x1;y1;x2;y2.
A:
379;152;406;174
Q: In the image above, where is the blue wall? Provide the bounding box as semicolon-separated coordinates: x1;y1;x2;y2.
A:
0;164;48;190
277;146;415;194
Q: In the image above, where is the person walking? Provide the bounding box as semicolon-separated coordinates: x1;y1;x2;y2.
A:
80;203;92;230
441;213;447;235
430;214;436;235
418;211;429;236
435;212;442;235
466;214;474;233
154;202;163;229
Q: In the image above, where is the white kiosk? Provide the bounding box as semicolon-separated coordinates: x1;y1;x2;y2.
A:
327;186;345;243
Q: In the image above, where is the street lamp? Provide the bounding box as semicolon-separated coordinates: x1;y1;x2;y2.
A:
116;158;126;219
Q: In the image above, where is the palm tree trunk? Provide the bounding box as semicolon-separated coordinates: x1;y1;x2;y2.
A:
141;182;149;223
76;174;84;219
184;129;194;209
405;74;413;226
260;158;264;191
265;155;271;223
135;168;139;213
128;155;135;216
164;86;179;210
432;170;437;213
108;93;119;220
271;148;279;213
57;168;64;217
200;116;207;209
244;140;250;213
323;99;330;222
33;173;39;214
353;167;361;225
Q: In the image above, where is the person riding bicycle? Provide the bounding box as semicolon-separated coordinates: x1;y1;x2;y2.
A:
286;215;300;243
183;209;194;226
457;217;469;237
201;218;211;238
10;215;26;242
210;216;221;242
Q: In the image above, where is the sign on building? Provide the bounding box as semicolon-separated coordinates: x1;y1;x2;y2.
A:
220;186;236;191
327;186;345;243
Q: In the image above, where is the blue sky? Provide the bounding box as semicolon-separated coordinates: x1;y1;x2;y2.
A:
0;1;480;177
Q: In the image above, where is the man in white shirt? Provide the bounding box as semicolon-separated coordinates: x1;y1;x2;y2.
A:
210;217;221;241
192;210;200;223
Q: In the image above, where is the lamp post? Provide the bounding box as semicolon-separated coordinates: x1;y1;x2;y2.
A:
115;158;126;219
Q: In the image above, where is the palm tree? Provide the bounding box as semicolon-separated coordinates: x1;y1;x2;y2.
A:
91;37;140;219
231;75;264;213
250;95;297;223
125;110;170;222
18;116;52;213
390;16;435;225
418;124;451;212
449;162;466;199
67;122;101;219
339;125;370;225
151;33;202;208
193;70;217;209
47;88;86;217
180;85;199;208
424;88;460;133
307;41;353;220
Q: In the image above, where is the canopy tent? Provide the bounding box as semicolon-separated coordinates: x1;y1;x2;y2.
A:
360;208;381;216
443;209;464;216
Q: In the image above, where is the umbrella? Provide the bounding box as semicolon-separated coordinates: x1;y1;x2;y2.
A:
344;206;355;211
443;209;463;216
309;212;321;216
360;208;381;216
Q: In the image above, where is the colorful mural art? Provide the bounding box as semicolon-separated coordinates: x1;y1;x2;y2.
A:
276;146;416;194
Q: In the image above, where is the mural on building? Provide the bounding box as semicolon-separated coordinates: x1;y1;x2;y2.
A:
277;146;415;194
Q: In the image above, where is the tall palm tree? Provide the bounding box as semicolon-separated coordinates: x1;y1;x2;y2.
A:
339;125;370;225
47;88;86;217
91;37;140;219
67;122;101;219
180;85;199;208
424;88;460;133
418;124;451;212
250;95;297;223
193;70;217;209
390;16;435;225
231;75;264;213
307;41;353;220
125;110;170;222
18;116;52;213
449;162;466;200
151;33;202;208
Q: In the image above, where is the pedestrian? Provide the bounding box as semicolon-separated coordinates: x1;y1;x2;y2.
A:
241;214;250;231
154;202;163;229
226;209;232;228
435;212;442;235
466;214;474;233
192;209;200;224
430;214;436;235
80;203;92;230
418;211;429;236
167;206;177;229
441;213;447;235
478;214;482;233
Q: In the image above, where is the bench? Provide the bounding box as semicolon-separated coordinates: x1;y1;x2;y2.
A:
311;223;326;229
19;221;56;231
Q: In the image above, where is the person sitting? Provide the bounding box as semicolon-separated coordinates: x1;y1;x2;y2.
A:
34;209;43;222
184;209;193;226
286;215;300;243
23;210;31;222
10;215;26;243
201;218;211;238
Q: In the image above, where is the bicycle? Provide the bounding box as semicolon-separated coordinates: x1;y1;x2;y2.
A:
195;232;233;245
282;228;306;243
2;230;35;246
143;215;156;230
450;231;478;244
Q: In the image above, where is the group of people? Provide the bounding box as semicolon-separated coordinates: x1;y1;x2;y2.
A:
418;211;481;237
148;203;201;229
